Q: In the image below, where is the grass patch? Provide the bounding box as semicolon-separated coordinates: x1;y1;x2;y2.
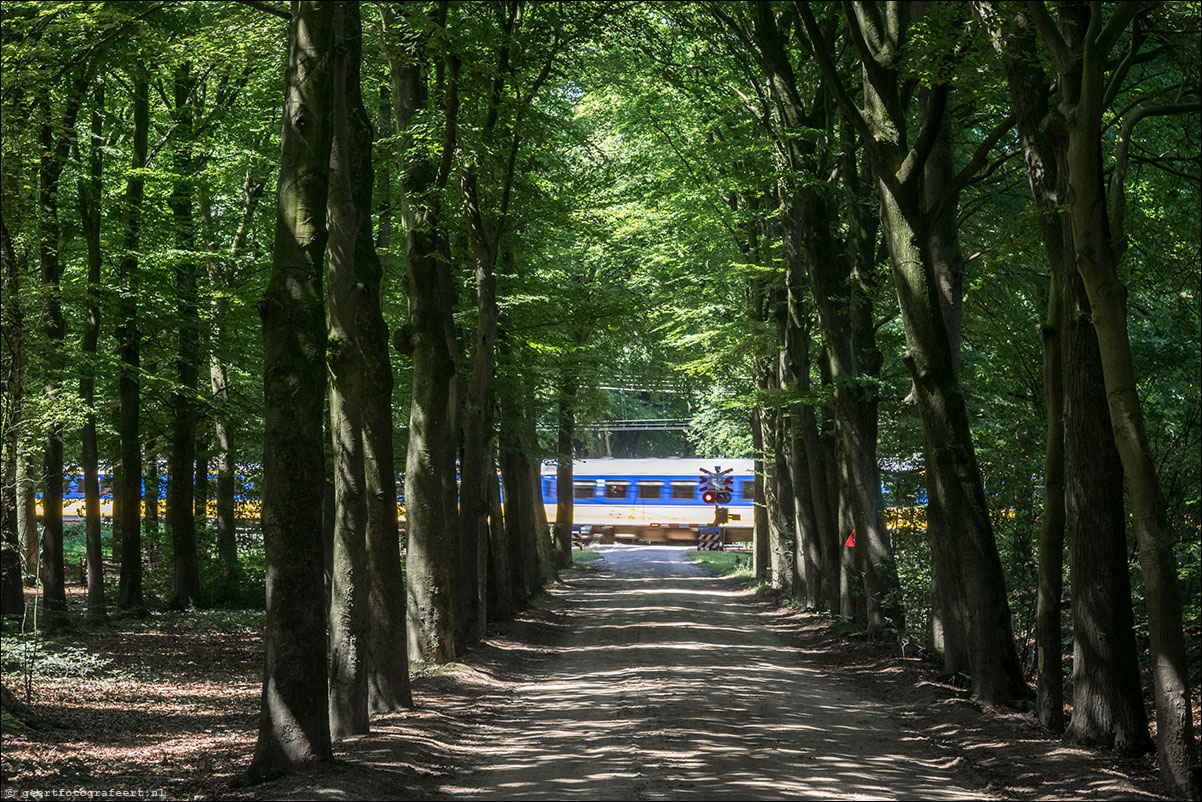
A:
572;550;603;563
688;550;754;579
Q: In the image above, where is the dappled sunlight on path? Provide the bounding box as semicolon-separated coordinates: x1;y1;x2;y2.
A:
440;545;991;801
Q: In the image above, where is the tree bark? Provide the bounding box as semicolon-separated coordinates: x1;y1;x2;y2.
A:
325;0;370;739
1;224;25;616
116;68;149;613
750;406;770;582
486;445;514;620
554;375;577;568
1028;4;1196;790
37;76;85;629
248;0;337;778
168;62;202;611
385;0;460;665
361;59;412;720
77;77;106;622
799;1;1025;703
17;451;37;580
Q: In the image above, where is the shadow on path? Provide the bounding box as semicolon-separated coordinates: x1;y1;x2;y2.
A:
440;545;990;801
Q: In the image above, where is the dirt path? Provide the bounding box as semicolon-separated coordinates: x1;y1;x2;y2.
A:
250;545;1165;802
433;545;991;800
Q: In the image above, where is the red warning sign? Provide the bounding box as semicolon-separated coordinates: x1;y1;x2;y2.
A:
844;529;856;548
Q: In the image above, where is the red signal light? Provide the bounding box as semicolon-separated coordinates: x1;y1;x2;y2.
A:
702;490;717;504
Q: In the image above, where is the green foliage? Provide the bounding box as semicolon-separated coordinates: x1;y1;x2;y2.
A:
0;629;114;680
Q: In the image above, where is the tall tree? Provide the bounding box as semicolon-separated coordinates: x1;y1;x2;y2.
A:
798;1;1026;703
0;222;25;617
37;70;86;628
116;67;149;613
77;76;106;623
249;0;337;778
1027;2;1199;794
362;83;412;716
325;0;372;739
168;62;202;611
973;0;1144;746
383;0;461;665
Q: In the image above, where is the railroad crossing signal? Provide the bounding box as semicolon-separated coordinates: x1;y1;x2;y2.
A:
698;465;733;505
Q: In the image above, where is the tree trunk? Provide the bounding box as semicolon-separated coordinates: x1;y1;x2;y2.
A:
360;54;411;720
168;62;201;612
486;447;514;621
38;80;83;629
750;406;770;582
800;0;1025;703
385;0;460;666
456;170;501;645
1041;6;1196;787
982;0;1153;749
771;310;798;596
325;1;370;739
17;451;37;580
1;224;25;616
116;68;149;613
1062;264;1148;754
144;437;160;559
78;77;106;623
199;169;263;599
554;376;576;569
248;0;337;778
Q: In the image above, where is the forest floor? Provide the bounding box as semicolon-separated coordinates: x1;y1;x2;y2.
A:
0;546;1172;801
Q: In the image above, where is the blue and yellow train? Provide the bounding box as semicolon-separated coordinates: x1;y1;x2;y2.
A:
540;458;756;545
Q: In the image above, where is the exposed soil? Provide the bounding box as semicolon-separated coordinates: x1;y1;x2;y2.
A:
2;546;1171;801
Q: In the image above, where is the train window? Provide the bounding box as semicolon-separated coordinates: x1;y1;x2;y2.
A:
573;481;595;499
741;480;755;501
99;476;113;497
636;481;663;500
605;481;630;499
670;481;695;500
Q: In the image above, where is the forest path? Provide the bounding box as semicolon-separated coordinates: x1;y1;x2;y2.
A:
250;545;1164;801
440;545;990;801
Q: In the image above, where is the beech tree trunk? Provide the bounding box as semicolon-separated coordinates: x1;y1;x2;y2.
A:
37;77;84;628
168;63;202;611
486;449;514;621
249;0;337;778
554;376;577;569
1;224;24;616
1028;4;1197;791
750;407;770;582
385;0;460;666
799;1;1025;704
980;0;1152;748
199;167;264;598
361;74;411;720
116;68;148;613
77;78;106;622
325;1;370;739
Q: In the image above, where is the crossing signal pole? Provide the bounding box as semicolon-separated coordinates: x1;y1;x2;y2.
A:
698;465;733;524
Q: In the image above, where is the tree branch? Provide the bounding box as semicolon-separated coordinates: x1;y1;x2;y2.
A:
232;0;290;21
928;113;1017;228
1095;0;1145;58
1109;100;1202;263
897;82;948;187
795;1;873;147
1023;1;1071;70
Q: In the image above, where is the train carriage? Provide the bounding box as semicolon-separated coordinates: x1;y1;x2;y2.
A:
540;457;755;547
